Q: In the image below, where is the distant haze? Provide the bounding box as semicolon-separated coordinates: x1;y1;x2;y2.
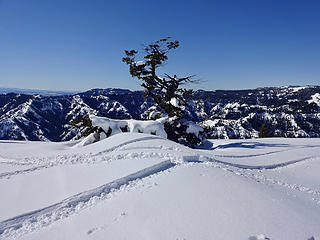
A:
0;87;77;96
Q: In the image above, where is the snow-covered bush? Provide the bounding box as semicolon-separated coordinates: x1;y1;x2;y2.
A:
90;115;167;138
164;117;205;148
75;115;167;146
74;115;204;148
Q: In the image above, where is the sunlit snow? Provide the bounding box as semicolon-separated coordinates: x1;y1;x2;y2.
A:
0;134;320;240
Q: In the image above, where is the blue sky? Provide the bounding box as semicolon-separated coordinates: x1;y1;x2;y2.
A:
0;0;319;91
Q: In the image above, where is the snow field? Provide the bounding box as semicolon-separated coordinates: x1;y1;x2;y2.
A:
14;163;320;240
0;157;169;221
0;134;320;239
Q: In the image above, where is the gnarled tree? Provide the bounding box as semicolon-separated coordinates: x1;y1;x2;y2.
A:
122;37;203;146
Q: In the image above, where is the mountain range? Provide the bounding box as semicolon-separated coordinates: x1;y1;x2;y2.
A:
0;85;320;141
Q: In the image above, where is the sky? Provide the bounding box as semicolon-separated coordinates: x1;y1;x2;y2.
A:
0;0;319;92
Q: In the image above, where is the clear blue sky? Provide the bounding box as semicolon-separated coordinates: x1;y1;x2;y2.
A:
0;0;319;91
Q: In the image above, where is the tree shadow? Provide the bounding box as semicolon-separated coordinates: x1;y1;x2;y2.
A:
216;142;290;149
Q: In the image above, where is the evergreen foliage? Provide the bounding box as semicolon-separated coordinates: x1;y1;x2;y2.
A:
70;118;109;140
258;123;270;138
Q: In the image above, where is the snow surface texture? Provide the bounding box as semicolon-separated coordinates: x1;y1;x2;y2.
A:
1;134;320;239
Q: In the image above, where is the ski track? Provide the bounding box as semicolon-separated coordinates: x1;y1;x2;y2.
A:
0;136;171;180
0;159;31;167
205;155;319;170
0;165;48;179
2;153;320;239
0;151;179;180
0;136;164;166
213;145;320;159
1;139;320;239
199;161;320;205
2;137;319;180
90;136;166;156
0;161;176;239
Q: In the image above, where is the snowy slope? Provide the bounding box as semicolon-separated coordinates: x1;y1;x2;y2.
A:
0;134;320;240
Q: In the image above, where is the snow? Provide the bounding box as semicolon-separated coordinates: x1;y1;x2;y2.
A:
0;158;169;224
89;115;167;139
248;234;270;240
135;61;145;66
169;97;180;107
74;132;97;147
1;135;320;240
289;86;307;92
186;121;203;137
308;93;320;107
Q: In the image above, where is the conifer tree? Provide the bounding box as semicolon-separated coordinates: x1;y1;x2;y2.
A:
122;37;203;146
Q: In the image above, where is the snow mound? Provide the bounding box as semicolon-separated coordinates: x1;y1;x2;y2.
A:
90;115;167;138
76;116;168;147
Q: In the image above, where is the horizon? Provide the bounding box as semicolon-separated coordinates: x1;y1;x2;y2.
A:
1;1;320;91
1;84;319;95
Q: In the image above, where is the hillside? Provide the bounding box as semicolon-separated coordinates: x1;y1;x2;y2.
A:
0;86;320;141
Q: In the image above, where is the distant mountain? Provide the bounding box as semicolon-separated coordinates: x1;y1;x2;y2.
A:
0;86;320;141
0;88;77;96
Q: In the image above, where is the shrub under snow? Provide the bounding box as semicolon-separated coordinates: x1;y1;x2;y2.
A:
90;115;167;138
76;115;204;148
76;116;167;146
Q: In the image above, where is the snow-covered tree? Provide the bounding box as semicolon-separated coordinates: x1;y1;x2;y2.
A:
122;37;204;146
